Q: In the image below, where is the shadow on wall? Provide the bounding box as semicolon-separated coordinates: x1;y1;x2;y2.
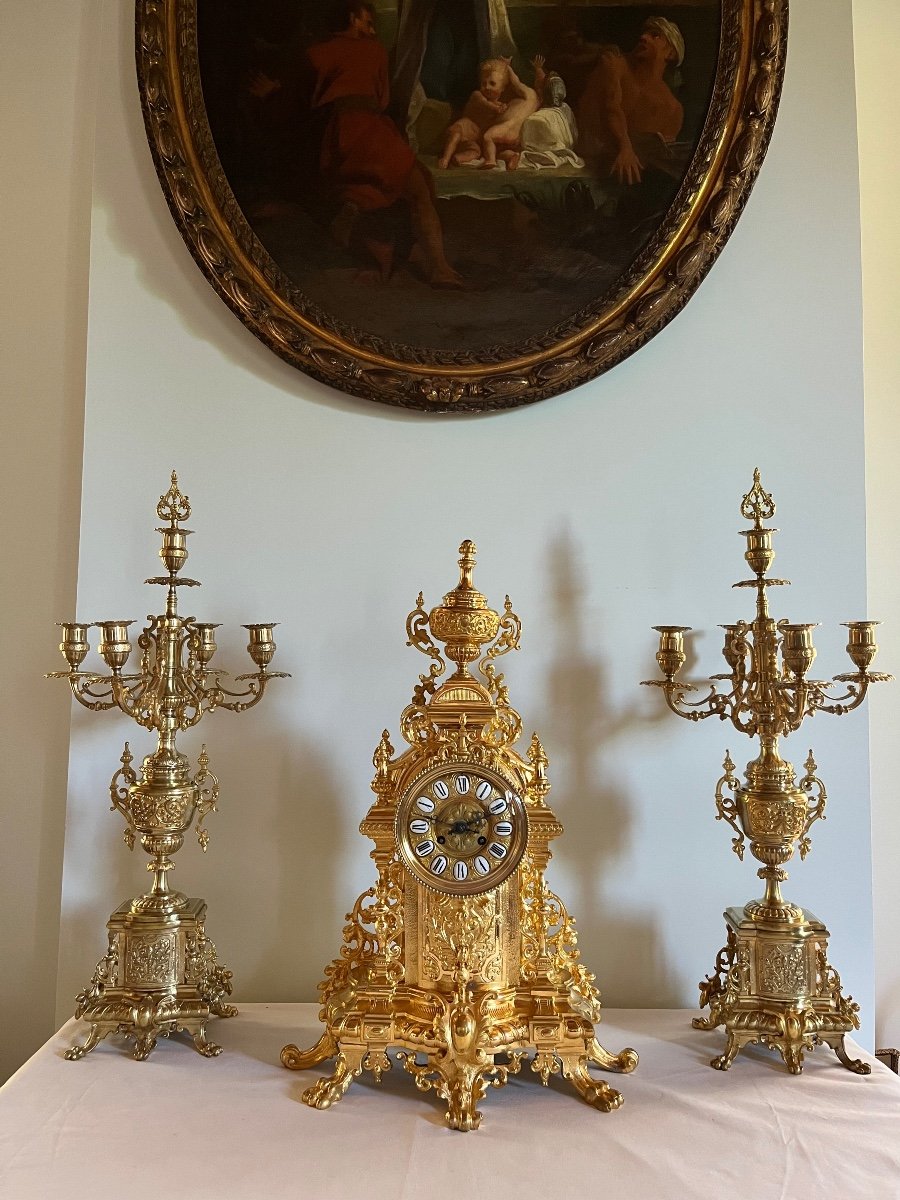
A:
230;720;346;1004
537;524;679;1008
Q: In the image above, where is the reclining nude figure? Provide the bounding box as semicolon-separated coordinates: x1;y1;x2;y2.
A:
438;57;539;171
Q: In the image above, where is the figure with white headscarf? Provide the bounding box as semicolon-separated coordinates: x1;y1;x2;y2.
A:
575;17;685;185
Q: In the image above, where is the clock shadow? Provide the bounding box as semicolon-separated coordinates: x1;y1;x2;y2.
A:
534;527;679;1008
190;696;347;1010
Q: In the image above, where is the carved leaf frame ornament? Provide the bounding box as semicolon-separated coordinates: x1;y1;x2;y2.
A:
136;1;787;413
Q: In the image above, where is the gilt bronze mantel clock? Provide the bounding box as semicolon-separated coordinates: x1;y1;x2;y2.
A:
282;542;637;1129
644;470;889;1074
49;473;287;1060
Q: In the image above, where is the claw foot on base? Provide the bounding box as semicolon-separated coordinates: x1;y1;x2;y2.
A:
301;1051;365;1109
560;1055;624;1112
830;1037;872;1075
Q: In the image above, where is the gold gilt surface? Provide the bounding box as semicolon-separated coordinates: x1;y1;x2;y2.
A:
49;473;286;1061
283;542;637;1130
645;470;889;1075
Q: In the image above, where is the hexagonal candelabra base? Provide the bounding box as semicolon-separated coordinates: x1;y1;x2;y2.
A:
65;896;237;1062
692;907;870;1076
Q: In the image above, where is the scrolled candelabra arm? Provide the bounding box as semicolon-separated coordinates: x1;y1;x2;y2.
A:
809;622;892;715
62;672;120;711
109;743;138;850
796;749;827;861
208;623;289;712
193;745;219;852
714;750;745;860
207;669;280;714
643;625;728;722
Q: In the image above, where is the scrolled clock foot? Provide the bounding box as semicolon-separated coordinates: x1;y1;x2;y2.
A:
588;1038;639;1074
444;1076;486;1132
192;1027;223;1057
777;1051;806;1080
209;1000;238;1018
831;1037;871;1075
446;1107;482;1132
301;1050;363;1109
282;1031;338;1071
132;1033;157;1061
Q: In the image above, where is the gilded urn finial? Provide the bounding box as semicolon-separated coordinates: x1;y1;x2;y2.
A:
428;541;501;678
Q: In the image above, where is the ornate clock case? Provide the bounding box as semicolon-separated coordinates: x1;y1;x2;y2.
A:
282;542;637;1130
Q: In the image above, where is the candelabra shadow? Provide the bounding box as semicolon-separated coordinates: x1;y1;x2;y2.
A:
535;526;679;1010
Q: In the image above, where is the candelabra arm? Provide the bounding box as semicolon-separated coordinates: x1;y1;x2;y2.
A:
193;746;219;852
808;677;871;718
797;750;827;860
109;673;161;728
109;743;138;851
658;680;732;725
714;751;745;860
207;669;288;714
66;674;119;711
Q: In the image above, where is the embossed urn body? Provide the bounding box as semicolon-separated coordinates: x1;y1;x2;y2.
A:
645;470;889;1075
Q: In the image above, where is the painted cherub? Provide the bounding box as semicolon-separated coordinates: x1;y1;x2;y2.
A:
438;57;539;171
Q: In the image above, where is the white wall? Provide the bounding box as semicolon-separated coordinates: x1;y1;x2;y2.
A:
0;0;97;1083
854;0;900;1051
52;0;876;1057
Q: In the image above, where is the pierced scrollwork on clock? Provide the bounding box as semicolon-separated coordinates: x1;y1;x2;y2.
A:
283;541;636;1128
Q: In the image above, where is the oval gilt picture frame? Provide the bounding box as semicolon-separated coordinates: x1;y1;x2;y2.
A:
137;0;787;412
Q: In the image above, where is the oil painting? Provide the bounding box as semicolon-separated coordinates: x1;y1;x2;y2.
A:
137;1;787;410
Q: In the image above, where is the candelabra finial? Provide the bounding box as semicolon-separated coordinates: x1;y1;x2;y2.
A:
157;470;191;525
739;467;775;530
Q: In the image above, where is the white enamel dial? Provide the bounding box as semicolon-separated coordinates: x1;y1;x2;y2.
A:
396;762;528;895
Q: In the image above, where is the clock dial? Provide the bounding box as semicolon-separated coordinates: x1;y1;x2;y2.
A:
396;763;528;895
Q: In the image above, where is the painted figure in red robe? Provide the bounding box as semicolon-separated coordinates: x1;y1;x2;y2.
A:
308;1;461;286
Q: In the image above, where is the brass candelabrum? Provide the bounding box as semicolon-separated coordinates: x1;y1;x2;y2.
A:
643;469;889;1074
49;472;287;1061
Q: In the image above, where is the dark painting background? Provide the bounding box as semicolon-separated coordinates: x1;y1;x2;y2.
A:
197;1;720;354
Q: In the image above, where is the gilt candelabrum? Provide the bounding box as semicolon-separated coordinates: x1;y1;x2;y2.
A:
49;472;287;1061
643;469;889;1075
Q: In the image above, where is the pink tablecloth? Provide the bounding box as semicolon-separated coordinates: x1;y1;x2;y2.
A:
1;1005;898;1199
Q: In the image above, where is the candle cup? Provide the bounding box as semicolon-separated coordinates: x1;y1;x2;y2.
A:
653;626;689;679
98;620;134;671
781;623;818;678
843;621;879;673
58;622;90;670
742;527;775;577
244;623;277;670
192;623;220;668
158;526;191;575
